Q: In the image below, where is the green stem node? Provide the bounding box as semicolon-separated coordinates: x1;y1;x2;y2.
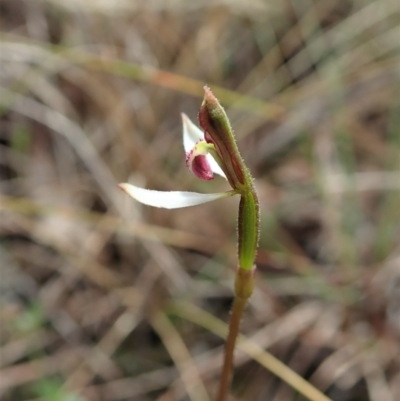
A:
235;266;255;300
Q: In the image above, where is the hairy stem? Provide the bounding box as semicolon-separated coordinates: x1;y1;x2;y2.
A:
217;267;254;400
216;296;247;401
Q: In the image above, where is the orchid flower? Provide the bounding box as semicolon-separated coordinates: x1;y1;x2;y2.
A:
119;87;259;271
118;112;237;210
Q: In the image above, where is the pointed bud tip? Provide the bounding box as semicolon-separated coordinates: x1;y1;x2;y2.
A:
199;86;219;134
203;86;219;109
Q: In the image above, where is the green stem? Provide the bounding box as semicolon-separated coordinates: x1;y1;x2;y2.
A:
216;189;258;400
238;190;259;270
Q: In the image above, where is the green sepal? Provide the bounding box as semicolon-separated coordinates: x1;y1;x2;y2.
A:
199;87;250;190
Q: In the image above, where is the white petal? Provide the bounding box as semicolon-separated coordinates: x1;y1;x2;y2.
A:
119;183;237;209
207;154;227;178
182;113;204;154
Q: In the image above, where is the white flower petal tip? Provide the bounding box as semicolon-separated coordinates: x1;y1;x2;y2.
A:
119;183;238;209
182;113;204;153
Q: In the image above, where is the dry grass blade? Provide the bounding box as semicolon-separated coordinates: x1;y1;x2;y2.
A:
150;311;211;401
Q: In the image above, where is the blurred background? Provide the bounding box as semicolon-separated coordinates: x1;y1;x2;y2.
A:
1;0;399;400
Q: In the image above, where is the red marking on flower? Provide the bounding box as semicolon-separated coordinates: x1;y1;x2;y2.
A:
186;147;214;181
